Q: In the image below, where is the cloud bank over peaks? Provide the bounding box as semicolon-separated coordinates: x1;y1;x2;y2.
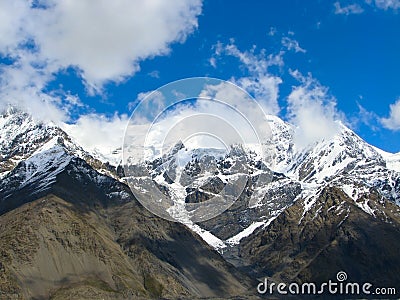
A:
287;70;345;148
0;0;203;123
62;113;130;164
123;79;274;163
0;0;203;161
0;49;68;123
381;99;400;131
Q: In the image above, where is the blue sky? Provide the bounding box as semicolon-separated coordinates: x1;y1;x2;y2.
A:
1;0;400;153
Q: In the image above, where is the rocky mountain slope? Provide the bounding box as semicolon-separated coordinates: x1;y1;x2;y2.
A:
131;115;400;292
239;186;400;287
1;108;399;297
139;115;400;245
0;109;256;299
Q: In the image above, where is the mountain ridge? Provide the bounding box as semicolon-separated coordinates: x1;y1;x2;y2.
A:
1;107;399;298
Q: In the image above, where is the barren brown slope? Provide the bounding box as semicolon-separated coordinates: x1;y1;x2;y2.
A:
0;193;255;299
0;194;149;299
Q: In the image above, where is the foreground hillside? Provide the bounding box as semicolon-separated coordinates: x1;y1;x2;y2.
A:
0;193;254;299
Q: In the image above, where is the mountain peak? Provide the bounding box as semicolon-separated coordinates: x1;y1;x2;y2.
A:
0;109;117;181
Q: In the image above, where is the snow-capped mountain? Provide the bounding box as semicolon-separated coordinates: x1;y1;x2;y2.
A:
130;114;400;251
1;107;400;294
2;107;399;246
0;108;117;180
0;108;126;215
0;108;256;299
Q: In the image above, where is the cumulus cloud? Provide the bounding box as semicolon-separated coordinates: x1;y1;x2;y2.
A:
197;82;272;143
121;78;275;164
143;101;260;153
0;49;68;122
211;41;283;115
130;90;167;122
287;70;344;148
381;99;400;130
29;0;202;92
334;2;364;15
0;1;30;54
62;113;130;162
0;0;202;120
0;0;202;161
0;0;202;94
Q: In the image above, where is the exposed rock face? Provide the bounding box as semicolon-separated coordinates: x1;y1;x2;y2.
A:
136;116;400;296
0;194;254;299
1;109;400;298
239;187;400;287
0;110;255;299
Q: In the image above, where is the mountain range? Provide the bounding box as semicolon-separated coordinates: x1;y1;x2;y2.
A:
0;107;399;299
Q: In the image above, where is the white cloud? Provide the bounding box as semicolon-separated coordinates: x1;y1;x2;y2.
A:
0;0;202;97
131;90;167;122
148;70;160;79
234;76;282;115
334;2;364;15
212;42;284;115
121;78;275;164
0;0;30;54
366;0;400;10
197;82;272;144
0;49;68;123
209;57;217;68
350;102;379;131
381;99;400;130
62;113;130;162
0;0;202;160
334;0;400;14
29;0;202;92
143;102;257;153
281;37;306;53
287;70;343;148
268;27;277;37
